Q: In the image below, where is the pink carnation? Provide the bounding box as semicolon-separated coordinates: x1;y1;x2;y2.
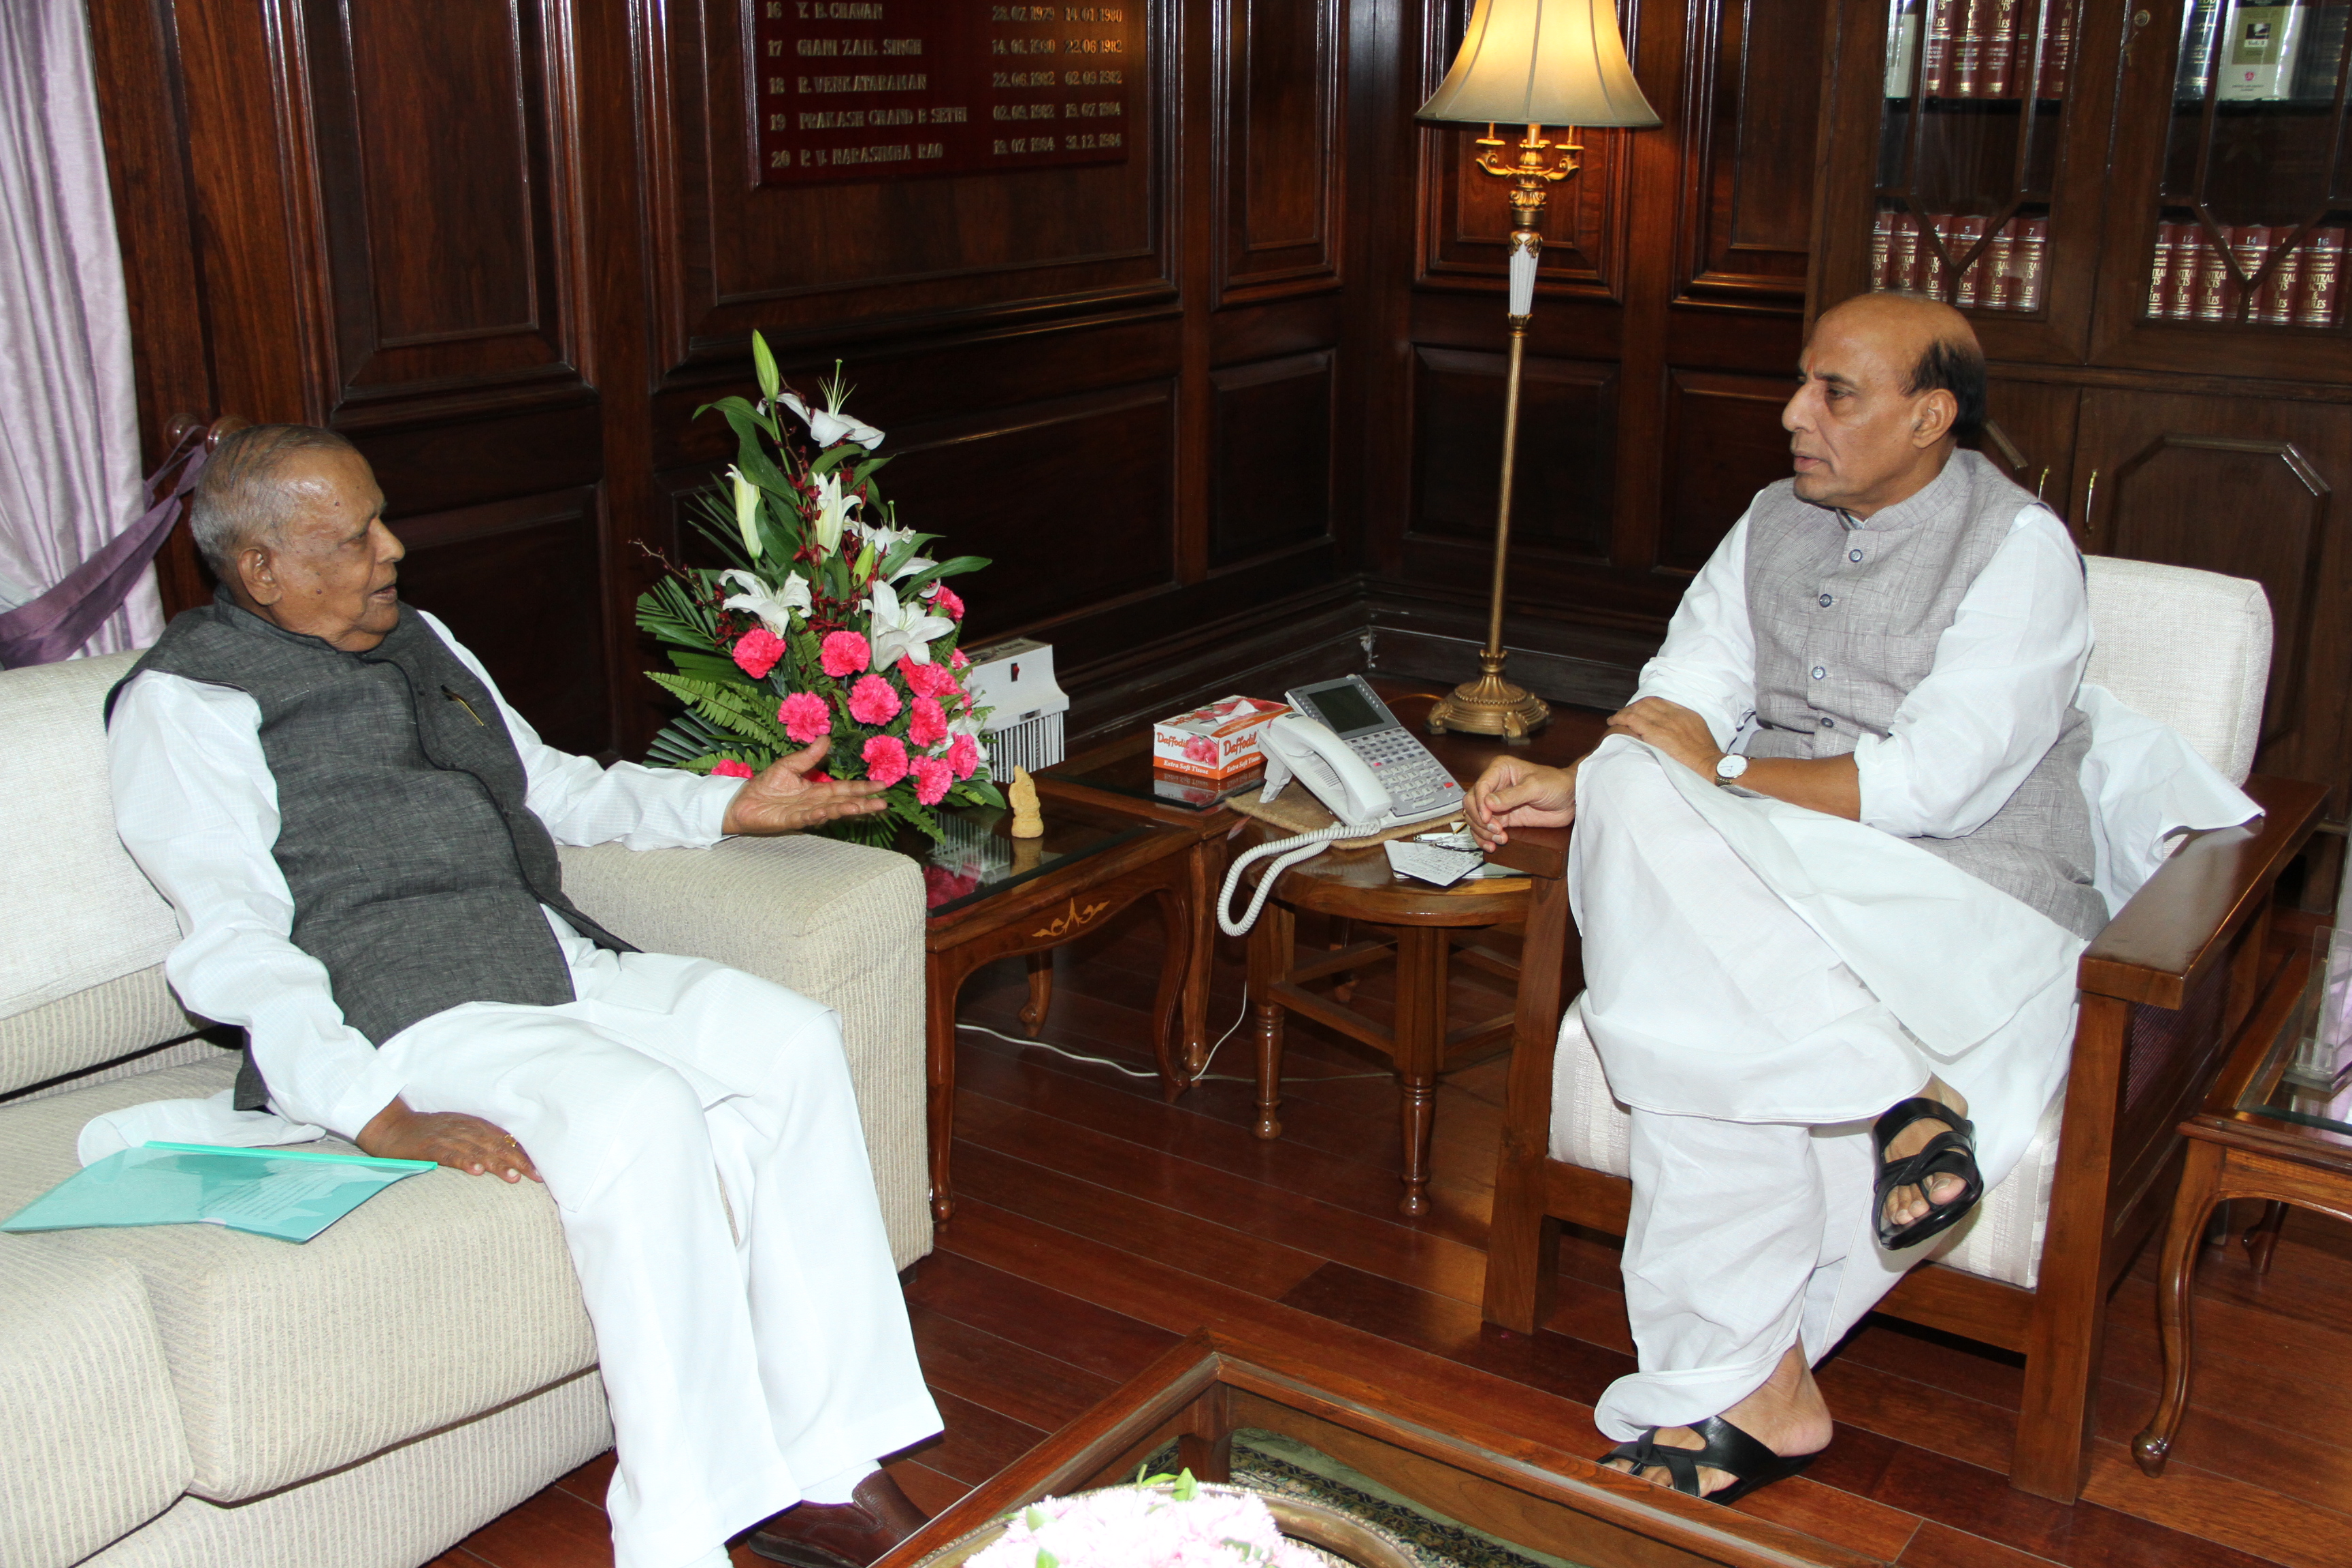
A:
776;691;832;745
947;732;981;781
710;758;755;779
909;754;952;806
907;696;948;749
924;583;966;621
902;661;956;699
949;647;970;670
819;630;871;679
862;734;910;787
732;628;787;680
847;674;902;725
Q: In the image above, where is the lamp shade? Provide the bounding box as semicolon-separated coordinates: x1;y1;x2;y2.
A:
1416;0;1661;129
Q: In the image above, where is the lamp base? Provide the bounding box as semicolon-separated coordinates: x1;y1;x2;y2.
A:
1426;652;1550;742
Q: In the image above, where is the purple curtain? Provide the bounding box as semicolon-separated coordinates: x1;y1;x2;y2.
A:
0;0;160;666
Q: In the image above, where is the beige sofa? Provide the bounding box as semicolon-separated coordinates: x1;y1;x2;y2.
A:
0;649;932;1568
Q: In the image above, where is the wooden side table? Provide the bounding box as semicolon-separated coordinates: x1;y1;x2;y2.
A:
2133;937;2352;1475
917;798;1198;1222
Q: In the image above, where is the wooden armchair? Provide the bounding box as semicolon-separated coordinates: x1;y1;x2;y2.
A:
1477;559;2328;1503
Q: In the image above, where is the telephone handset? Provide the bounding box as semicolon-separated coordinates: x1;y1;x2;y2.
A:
1219;679;1467;934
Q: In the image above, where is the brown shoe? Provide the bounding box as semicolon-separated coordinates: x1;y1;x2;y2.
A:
745;1471;929;1568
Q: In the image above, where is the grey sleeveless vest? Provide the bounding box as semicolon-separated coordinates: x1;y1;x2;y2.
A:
1742;448;2106;940
107;598;634;1108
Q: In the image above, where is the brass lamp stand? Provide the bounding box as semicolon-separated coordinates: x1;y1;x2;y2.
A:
1426;124;1580;742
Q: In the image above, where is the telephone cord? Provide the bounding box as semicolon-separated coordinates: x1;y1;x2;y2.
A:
1217;824;1359;937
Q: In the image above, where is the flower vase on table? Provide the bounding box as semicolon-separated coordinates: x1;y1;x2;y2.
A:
635;333;998;845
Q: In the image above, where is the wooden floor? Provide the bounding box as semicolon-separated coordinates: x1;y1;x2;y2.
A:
434;904;2352;1568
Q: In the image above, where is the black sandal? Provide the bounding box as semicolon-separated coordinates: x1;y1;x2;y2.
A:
1600;1416;1819;1505
1872;1095;1985;1250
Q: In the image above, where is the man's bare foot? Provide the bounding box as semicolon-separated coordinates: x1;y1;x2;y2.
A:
1603;1345;1831;1497
1880;1076;1970;1232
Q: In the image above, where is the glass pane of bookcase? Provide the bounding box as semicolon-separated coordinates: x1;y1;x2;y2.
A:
2149;0;2351;326
1872;0;2076;311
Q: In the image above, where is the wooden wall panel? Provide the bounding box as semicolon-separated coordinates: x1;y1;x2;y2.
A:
1218;0;1345;300
1659;368;1791;572
1674;0;1822;305
1978;379;2080;512
393;487;610;755
1409;347;1616;564
1209;352;1333;567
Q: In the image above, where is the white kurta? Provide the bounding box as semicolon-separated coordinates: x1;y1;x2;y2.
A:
106;612;941;1568
1579;502;2257;1441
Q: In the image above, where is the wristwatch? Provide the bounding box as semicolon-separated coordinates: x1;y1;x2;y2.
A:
1713;753;1750;787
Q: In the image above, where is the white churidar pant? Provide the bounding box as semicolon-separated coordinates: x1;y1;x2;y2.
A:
372;919;941;1568
1568;738;2082;1441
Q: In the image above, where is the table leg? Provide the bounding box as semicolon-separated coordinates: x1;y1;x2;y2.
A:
1020;951;1054;1038
1249;902;1294;1140
1149;883;1193;1102
1182;837;1223;1078
925;951;969;1224
2244;1199;2289;1275
2134;1139;2225;1475
1392;925;1448;1218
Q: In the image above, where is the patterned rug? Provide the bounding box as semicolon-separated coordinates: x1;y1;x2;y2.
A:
1142;1429;1579;1568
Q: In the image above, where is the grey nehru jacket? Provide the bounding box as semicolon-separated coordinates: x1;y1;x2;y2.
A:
1742;447;2106;941
107;598;634;1108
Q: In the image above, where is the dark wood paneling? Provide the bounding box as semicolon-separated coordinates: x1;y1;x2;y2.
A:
1659;368;1792;572
394;486;610;755
1218;0;1345;301
1674;0;1823;306
1409;346;1616;564
1209;352;1334;568
2074;389;2352;810
1976;378;2080;514
878;382;1180;638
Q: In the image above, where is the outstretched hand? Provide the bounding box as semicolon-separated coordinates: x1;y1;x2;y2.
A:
721;736;889;836
1465;755;1579;851
357;1098;540;1183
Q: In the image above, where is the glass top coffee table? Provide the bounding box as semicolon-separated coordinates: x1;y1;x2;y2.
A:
883;1331;1872;1568
2133;934;2352;1474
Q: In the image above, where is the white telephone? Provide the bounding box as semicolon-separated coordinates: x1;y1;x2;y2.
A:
1218;678;1467;935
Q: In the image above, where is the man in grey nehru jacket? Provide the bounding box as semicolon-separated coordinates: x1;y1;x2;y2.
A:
105;426;941;1568
1467;294;2249;1503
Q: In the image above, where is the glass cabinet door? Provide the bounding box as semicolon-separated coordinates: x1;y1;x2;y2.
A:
2095;0;2352;372
1840;0;2123;359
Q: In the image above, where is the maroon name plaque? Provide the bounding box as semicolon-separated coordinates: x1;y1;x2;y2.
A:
751;0;1140;186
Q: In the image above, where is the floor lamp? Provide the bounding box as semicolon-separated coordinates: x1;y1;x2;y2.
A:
1418;0;1659;740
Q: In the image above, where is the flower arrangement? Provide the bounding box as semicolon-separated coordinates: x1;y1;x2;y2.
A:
636;333;998;844
965;1471;1326;1568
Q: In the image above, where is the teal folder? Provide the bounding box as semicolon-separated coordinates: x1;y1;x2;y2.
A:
1;1142;436;1244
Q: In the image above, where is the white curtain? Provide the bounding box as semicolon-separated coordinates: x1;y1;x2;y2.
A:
0;0;160;658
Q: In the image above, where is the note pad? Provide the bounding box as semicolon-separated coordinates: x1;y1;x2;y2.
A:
1;1142;436;1244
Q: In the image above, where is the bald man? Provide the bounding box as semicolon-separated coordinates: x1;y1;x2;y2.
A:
1467;294;2188;1501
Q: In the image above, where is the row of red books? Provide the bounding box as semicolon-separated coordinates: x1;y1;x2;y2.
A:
1889;0;2072;100
1870;210;2048;311
2146;223;2344;326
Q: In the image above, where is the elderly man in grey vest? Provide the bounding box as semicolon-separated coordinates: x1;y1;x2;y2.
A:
1467;293;2250;1503
104;427;941;1568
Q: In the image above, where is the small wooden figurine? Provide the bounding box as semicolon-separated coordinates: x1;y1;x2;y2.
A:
1009;766;1044;838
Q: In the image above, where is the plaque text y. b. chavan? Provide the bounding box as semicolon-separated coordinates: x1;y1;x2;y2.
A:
752;0;1141;186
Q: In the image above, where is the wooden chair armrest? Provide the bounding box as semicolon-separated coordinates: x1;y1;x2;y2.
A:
2077;774;2326;1009
1484;824;1572;881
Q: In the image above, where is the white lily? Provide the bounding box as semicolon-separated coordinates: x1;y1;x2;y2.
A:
865;577;956;670
728;466;762;561
849;517;935;580
779;391;884;449
719;568;810;634
810;472;860;556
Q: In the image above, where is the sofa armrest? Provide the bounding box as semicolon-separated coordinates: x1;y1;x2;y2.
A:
556;834;932;1267
2078;774;2326;1009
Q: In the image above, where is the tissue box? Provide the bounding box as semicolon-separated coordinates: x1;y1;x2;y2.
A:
1152;695;1288;779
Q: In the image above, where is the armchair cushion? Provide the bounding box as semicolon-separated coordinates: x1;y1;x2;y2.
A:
1546;997;2065;1290
2082;557;2270;785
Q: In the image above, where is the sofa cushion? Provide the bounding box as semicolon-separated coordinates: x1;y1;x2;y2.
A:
0;1059;597;1503
0;651;194;1090
1546;998;2064;1291
0;1244;191;1568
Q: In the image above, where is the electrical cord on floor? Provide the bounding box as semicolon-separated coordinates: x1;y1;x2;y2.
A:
955;983;1390;1085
